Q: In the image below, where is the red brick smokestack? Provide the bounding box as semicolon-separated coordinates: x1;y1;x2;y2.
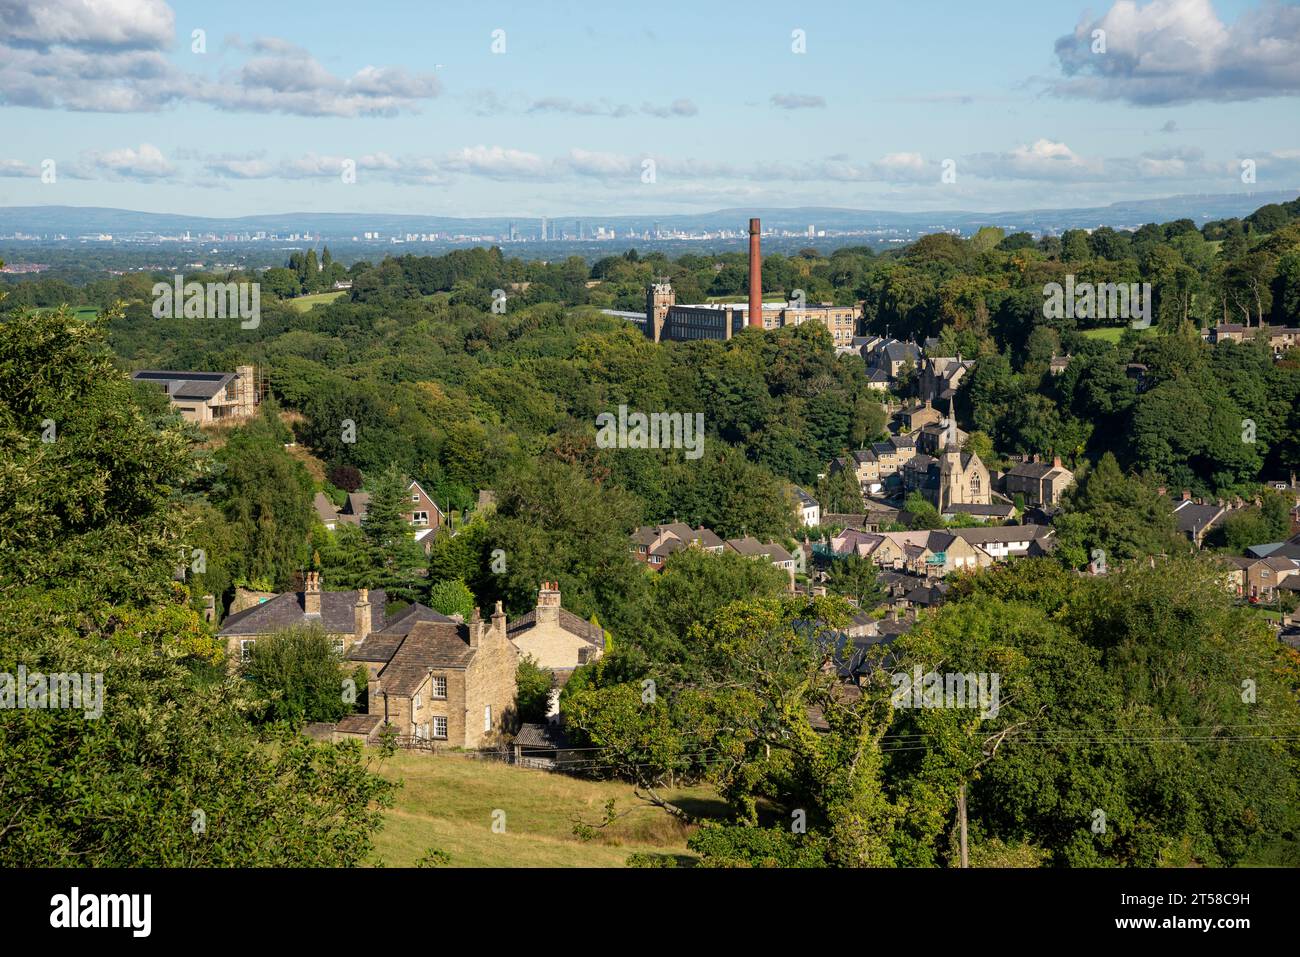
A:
748;217;763;328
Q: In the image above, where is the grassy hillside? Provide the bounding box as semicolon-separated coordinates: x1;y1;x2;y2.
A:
1079;324;1158;343
370;751;722;867
287;290;346;312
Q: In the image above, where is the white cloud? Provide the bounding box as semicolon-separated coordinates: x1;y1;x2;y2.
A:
0;6;440;116
965;139;1105;180
0;158;37;177
0;0;174;48
1051;0;1300;104
72;142;176;180
770;93;826;109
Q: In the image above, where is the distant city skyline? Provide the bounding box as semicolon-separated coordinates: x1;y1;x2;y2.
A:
1;0;1298;218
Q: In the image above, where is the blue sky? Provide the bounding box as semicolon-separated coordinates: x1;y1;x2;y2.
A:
0;0;1297;217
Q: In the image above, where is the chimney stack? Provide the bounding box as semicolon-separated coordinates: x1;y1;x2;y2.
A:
748;217;763;328
354;587;372;641
304;571;321;616
469;606;482;648
537;581;561;623
492;600;506;636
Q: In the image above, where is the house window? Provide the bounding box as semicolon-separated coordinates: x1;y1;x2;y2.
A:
484;705;492;732
413;693;422;712
331;637;345;654
412;510;428;526
431;675;447;698
240;639;256;661
411;493;420;503
432;716;448;739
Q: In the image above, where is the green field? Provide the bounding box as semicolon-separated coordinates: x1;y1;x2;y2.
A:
287;290;346;312
32;305;99;320
1079;324;1158;343
370;750;720;867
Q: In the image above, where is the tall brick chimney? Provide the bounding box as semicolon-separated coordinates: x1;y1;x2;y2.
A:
304;571;321;617
748;217;763;328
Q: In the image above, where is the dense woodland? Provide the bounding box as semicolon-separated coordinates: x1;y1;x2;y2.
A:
2;196;1299;866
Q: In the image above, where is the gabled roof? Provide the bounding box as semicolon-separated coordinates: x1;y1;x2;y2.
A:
950;524;1054;545
341;492;370;516
507;608;605;650
1005;461;1057;479
131;369;236;401
792;485;818;508
376;621;479;695
1172;501;1227;536
883;341;920;363
218;588;389;637
376;602;456;636
314;492;339;523
726;536;794;562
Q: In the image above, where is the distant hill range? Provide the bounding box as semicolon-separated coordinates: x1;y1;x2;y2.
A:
2;191;1297;239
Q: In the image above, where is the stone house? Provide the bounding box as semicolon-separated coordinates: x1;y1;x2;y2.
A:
726;536;797;571
631;523;725;568
216;573;388;665
348;604;518;748
506;582;605;676
1002;456;1075;508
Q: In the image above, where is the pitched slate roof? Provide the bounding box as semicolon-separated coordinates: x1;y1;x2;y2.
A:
792;485;819;508
512;722;571;750
131;369;235;401
218;588;388;637
950;524;1053;545
314;492;339;523
379;601;455;632
726;536;794;562
335;713;384;736
342;492;371;516
1173;501;1227;537
507;608;605;650
1006;461;1058;479
375;621;479;695
883;341;920;364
